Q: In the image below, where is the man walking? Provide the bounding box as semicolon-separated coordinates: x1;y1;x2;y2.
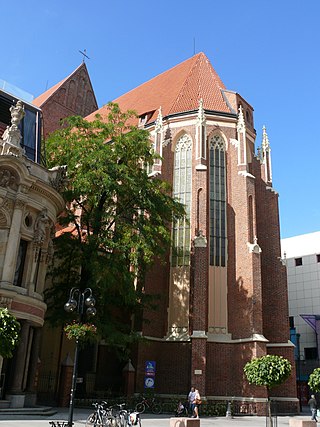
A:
308;394;318;422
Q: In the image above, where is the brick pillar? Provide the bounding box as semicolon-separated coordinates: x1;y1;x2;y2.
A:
122;359;135;397
190;232;208;397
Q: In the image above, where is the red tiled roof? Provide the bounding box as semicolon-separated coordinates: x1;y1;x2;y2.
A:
86;52;230;124
32;63;86;107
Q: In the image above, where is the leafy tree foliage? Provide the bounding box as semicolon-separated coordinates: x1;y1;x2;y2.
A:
244;354;292;389
0;308;20;358
308;368;320;392
44;103;185;353
244;355;292;426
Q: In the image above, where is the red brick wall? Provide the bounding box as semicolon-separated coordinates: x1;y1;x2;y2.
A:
41;65;98;138
135;111;297;409
134;340;191;394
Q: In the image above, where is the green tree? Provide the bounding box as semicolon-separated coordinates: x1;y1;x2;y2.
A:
44;103;185;354
244;355;292;426
308;367;320;393
0;308;20;358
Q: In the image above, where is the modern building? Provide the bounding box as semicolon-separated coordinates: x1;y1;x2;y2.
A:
85;52;297;413
281;231;320;405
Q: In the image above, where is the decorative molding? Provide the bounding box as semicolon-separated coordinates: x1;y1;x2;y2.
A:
1;198;14;214
237;105;246;133
197;98;205;125
266;340;295;348
262;125;270;152
0;168;19;191
20;184;30;194
30;183;54;199
49;165;67;192
247;236;262;254
0;296;12;308
15;199;25;210
191;330;208;339
266;186;278;194
162;138;171;148
207;333;269;344
195;164;207;171
238;171;255;179
0;211;8;228
154;107;163;132
229;138;239;148
194;230;207;248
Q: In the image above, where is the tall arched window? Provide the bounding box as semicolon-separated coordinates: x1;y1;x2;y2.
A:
209;134;227;266
172;134;192;266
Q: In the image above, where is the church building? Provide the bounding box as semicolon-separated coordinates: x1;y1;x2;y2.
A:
87;52;298;412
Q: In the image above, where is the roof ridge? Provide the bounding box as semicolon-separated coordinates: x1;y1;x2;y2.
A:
168;53;203;115
113;53;203;105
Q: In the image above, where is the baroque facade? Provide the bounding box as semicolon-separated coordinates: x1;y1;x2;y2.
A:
0;62;97;408
85;52;297;412
0;90;64;408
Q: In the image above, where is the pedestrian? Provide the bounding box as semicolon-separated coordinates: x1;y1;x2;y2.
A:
308;394;318;422
193;388;201;418
188;386;196;416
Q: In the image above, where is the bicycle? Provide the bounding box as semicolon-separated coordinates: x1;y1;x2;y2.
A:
135;396;162;414
115;403;129;427
115;403;142;427
86;401;117;427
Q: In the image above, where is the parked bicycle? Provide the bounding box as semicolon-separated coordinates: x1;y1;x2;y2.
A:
86;401;117;427
115;403;141;427
135;396;162;414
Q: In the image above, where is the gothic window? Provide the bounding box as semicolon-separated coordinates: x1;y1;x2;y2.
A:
172;134;192;266
248;195;254;243
209;134;227;266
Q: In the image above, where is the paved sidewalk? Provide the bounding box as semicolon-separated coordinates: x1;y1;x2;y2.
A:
0;409;315;427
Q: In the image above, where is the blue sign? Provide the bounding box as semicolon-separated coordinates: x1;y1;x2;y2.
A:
144;377;155;388
145;361;156;376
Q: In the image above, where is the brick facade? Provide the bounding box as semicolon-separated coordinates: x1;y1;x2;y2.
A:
116;53;299;413
33;63;98;138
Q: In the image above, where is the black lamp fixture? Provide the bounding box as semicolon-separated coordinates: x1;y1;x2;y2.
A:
64;287;96;427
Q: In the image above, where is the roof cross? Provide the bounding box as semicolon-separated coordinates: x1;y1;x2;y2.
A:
79;49;90;63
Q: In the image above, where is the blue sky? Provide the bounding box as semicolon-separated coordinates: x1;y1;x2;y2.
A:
1;1;319;238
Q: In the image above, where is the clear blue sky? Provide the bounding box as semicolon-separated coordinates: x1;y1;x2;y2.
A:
1;1;319;238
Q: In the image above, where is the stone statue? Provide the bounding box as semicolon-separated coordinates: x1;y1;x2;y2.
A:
34;209;50;245
0;100;25;157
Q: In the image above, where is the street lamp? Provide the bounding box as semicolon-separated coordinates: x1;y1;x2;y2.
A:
64;287;96;427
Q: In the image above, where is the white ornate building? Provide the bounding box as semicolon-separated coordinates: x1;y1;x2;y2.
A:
0;88;64;408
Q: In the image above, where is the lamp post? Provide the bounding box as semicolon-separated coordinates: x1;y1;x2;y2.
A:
64;287;96;427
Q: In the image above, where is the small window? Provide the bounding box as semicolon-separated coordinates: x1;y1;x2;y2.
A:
13;239;28;286
139;115;147;125
289;316;295;329
305;347;318;360
295;257;302;266
317;254;320;263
